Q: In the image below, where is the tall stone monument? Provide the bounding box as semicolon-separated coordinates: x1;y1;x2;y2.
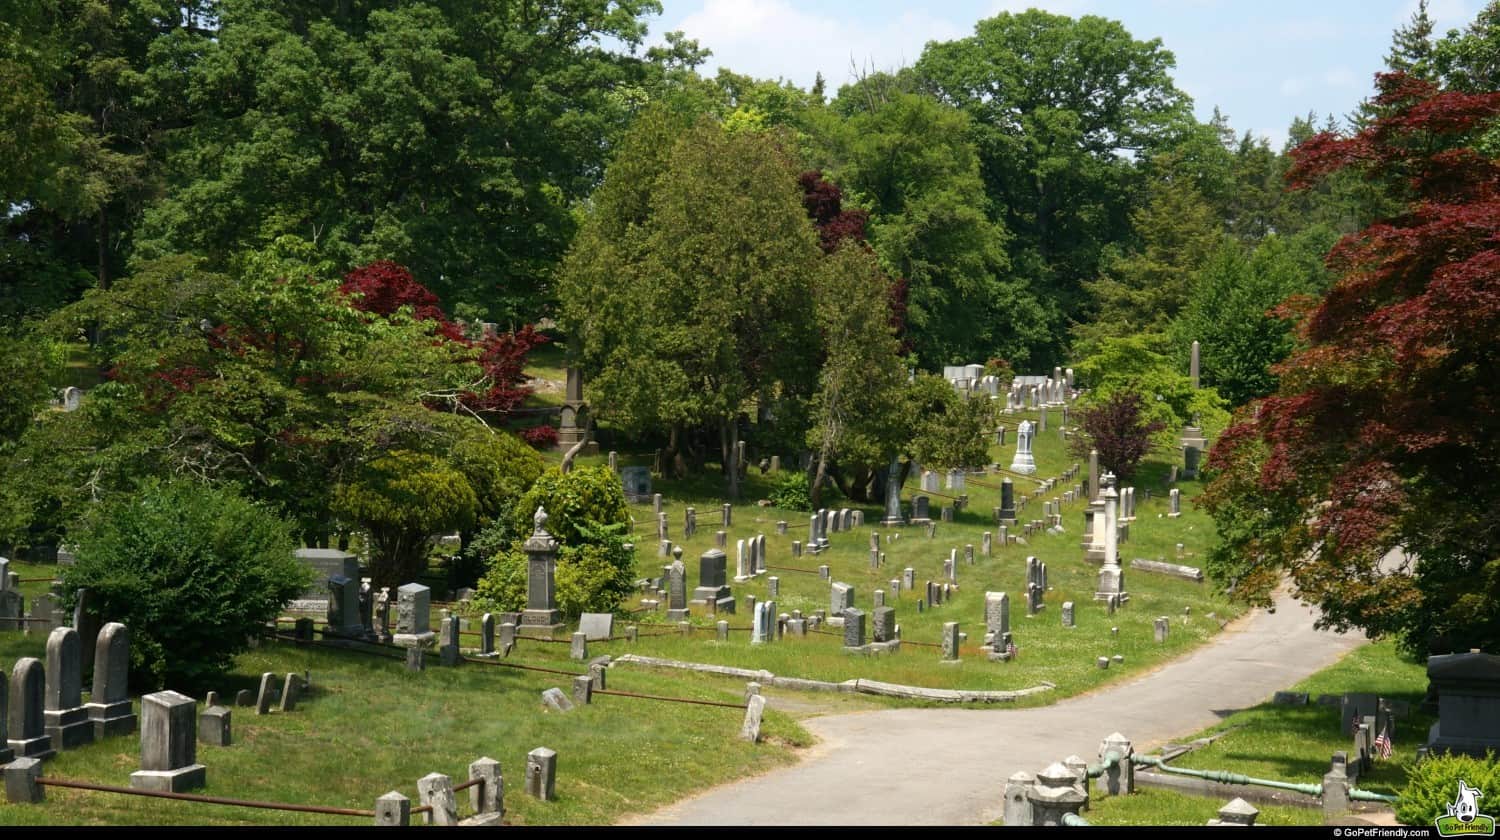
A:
555;367;596;454
880;457;906;526
1010;420;1037;475
520;506;564;637
1094;473;1128;603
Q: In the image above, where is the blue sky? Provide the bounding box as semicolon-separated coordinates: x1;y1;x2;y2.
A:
641;0;1480;149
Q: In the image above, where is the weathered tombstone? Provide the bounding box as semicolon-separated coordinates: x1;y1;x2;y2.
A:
998;478;1017;524
198;705;231;747
8;658;53;759
1168;488;1182;518
872;606;896;643
1010;420;1037;475
830;581;854;616
525;747;557;800
1423;651;1500;757
1153;616;1170;643
1061;602;1075;629
280;673;301;711
843;609;866;648
71;587;102;679
43;627;93;749
619;466;651;503
912;495;931;523
255;672;276;715
394;583;435;647
130;691;206;792
576;613;613;643
941;622;960;660
903;567;916;590
540;687;574;714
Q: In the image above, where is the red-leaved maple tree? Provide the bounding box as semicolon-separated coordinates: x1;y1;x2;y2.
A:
1199;72;1500;656
341;261;546;418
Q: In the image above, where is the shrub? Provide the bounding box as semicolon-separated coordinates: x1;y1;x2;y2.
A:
333;450;477;589
1068;389;1167;481
474;466;635;617
1397;752;1500;826
769;470;812;511
520;424;559;449
61;479;311;691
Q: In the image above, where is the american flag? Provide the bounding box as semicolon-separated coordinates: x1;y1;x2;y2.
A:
1006;640;1018;659
1374;723;1393;760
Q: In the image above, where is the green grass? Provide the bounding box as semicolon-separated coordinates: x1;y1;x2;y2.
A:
1082;787;1325;826
531;406;1243;703
0;626;810;826
521;341;568;408
1136;640;1432;797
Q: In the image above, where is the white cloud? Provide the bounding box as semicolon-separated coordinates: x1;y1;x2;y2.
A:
1280;77;1307;96
671;0;967;90
1323;66;1359;87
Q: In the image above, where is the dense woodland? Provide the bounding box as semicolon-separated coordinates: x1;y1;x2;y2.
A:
2;0;1498;656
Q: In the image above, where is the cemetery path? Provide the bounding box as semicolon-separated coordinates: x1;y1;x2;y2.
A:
618;592;1365;826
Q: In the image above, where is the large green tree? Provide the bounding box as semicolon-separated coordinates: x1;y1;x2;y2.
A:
914;9;1195;362
817;90;1049;367
557;111;822;498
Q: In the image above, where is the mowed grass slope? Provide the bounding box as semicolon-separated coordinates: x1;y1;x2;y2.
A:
558;406;1244;701
0;612;809;826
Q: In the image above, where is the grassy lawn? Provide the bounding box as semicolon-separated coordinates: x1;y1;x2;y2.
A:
532;406;1243;702
0;605;810;826
1083;786;1325;826
1135;640;1432;797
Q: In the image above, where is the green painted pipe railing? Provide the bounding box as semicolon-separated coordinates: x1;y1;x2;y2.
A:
1061;813;1091;826
1131;755;1323;797
1086;750;1122;779
1350;788;1400;804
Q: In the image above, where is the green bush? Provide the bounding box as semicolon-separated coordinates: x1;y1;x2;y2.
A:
1396;752;1500;826
61;479;312;691
333;449;477;589
768;470;812;511
474;466;635;617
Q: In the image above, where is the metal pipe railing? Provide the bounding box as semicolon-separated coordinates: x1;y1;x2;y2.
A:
1131;755;1323;797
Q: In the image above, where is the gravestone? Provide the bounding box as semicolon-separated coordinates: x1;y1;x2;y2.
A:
394;583;435;647
324;574;363;638
8;658;53;759
830;582;854;616
985;592;1011;638
620;467;652;504
198;705;231;747
578;613;614;642
665;560;688;621
872;606;896;643
939;622;960;661
1010;420;1037;475
1061;602;1075;628
751;601;775;645
255;672;276;715
1423;651;1500;757
290;548;359;611
998;479;1017;524
911;495;931;524
521;507;564;636
83;622;136;739
843;609;866;648
130;691;206;792
44;627;93;748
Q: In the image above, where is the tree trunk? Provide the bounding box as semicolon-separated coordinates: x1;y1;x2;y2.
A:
810;447;830;512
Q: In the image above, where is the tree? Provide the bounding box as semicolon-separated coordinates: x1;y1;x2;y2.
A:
904;373;994;472
1386;0;1437;80
806;244;908;510
62;479;311;690
1068;389;1166;481
1200;72;1500;656
557;112;821;498
129;0;667;321
1073;160;1226;357
914;10;1195;362
817;91;1049;367
1072;333;1229;449
1435;1;1500;94
1172;234;1331;406
4;238;540;558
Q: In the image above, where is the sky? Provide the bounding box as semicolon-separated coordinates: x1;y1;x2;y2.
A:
639;0;1481;150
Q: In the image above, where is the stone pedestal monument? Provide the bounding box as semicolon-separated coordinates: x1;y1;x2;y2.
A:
520;507;565;637
879;457;906;526
555;367;598;455
1010;420;1037;475
1094;473;1128;603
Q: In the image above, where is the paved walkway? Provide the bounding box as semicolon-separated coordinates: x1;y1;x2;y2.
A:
621;593;1365;826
